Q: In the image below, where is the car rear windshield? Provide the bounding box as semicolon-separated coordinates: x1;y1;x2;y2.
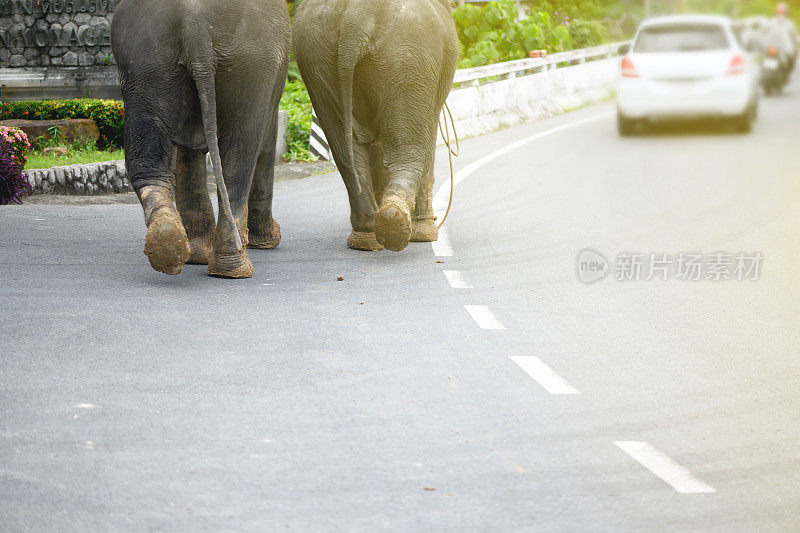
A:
633;24;730;53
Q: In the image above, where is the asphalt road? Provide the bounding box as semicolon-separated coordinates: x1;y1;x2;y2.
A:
2;75;800;531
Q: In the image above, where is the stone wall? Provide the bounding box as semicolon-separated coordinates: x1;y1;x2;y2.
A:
25;159;129;195
0;0;117;68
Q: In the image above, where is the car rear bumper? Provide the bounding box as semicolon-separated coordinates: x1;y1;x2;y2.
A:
618;75;755;119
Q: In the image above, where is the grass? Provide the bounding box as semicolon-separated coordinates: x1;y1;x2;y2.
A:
26;148;124;169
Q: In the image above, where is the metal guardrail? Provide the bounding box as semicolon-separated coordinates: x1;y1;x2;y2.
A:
453;41;630;87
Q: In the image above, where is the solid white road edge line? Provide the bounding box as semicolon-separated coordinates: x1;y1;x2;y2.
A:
508;356;581;395
443;270;472;289
613;441;716;494
432;227;454;257
432;111;614;257
464;305;506;330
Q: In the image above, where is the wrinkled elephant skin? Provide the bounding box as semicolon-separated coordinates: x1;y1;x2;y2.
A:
293;0;458;252
112;0;290;278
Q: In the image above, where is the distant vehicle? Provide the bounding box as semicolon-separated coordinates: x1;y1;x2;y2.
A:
760;45;791;94
617;15;759;135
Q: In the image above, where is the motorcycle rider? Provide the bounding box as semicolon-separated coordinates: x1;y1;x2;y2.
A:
761;2;799;75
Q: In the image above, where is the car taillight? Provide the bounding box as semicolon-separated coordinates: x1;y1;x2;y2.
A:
621;56;639;78
767;46;779;57
726;54;746;76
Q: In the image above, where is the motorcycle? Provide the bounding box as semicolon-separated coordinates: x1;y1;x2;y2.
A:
761;46;791;94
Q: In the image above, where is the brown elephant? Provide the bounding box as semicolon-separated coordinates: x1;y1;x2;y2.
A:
293;0;459;252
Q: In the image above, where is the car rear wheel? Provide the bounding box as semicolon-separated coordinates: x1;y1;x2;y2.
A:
733;103;756;134
617;112;638;136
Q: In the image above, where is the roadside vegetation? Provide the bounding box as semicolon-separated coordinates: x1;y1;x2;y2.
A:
280;79;315;162
0;126;31;204
454;0;609;68
0;99;124;149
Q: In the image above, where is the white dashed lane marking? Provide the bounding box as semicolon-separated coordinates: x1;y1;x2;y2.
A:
443;270;472;289
614;441;716;494
509;356;581;395
464;305;506;330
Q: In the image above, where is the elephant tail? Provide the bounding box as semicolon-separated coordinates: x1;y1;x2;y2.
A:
337;33;375;208
190;66;243;252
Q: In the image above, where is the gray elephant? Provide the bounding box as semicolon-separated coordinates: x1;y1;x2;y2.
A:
111;0;290;278
293;0;458;252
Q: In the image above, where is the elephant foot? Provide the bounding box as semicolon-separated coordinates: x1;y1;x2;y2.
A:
411;218;438;242
143;210;191;275
347;231;384;251
207;248;253;279
375;197;412;252
186;234;213;265
248;218;281;249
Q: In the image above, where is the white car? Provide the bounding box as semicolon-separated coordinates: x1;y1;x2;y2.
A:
617;15;759;135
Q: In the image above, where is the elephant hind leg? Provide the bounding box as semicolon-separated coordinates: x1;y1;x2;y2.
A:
346;141;383;251
375;195;413;252
142;204;191;275
375;143;427;252
368;142;389;206
348;144;390;251
248;118;281;250
410;171;438;243
303;78;380;251
206;132;258;279
175;146;214;264
125;113;190;275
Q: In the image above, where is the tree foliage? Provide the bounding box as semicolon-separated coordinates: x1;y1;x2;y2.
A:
454;0;608;68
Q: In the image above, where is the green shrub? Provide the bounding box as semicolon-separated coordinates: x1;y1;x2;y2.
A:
454;0;608;69
568;20;609;50
279;80;316;162
0;99;124;149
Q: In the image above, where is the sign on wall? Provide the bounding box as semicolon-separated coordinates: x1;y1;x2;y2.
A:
0;0;117;68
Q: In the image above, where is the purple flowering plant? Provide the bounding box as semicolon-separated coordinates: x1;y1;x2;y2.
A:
0;126;32;205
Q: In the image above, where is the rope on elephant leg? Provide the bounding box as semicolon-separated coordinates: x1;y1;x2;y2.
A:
436;102;459;230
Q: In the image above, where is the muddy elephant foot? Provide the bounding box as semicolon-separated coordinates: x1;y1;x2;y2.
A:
248;218;281;249
143;210;191;275
186;234;213;265
347;231;384;251
207;249;253;279
375;197;412;252
410;218;438;242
